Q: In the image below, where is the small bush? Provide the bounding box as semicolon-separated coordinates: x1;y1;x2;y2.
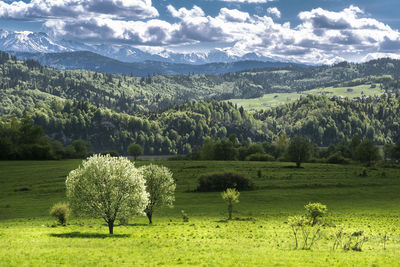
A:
327;153;351;164
181;210;189;222
50;202;70;225
343;230;367;252
245;153;275;162
287;215;322;250
305;202;327;226
221;188;240;220
196;172;254;192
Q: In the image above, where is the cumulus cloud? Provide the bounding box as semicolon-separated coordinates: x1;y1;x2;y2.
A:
267;7;280;19
41;4;400;63
2;1;400;64
0;0;159;20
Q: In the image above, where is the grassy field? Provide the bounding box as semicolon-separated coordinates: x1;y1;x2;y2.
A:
1;160;400;266
229;83;385;110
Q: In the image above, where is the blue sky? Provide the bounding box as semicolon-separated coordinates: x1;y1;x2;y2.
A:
0;0;400;63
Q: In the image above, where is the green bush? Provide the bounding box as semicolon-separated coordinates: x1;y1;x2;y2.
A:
50;202;70;225
327;153;351;164
196;172;254;192
304;202;327;226
245;153;275;162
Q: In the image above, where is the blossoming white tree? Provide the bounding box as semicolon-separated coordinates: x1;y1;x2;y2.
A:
66;154;149;234
140;164;176;224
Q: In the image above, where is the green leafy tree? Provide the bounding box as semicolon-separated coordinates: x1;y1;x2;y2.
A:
355;139;379;164
66;154;149;234
128;144;143;160
221;188;240;220
391;141;400;161
140;164;176;224
286;136;312;168
71;139;90;158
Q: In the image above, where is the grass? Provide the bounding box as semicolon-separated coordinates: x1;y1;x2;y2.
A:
1;160;400;266
229;83;385;110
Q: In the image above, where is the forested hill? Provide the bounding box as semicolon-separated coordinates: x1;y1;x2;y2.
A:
1;50;400;117
8;93;399;153
255;94;400;146
23;100;265;154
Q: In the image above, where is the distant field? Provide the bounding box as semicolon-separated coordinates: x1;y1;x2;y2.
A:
1;160;400;266
229;83;385;110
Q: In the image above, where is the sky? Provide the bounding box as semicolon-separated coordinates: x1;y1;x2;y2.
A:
0;0;400;64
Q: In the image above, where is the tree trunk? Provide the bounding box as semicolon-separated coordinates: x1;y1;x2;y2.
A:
147;212;153;224
296;161;301;168
108;220;114;235
228;204;232;220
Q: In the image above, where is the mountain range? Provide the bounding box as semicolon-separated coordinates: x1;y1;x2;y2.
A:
10;51;299;76
0;29;277;65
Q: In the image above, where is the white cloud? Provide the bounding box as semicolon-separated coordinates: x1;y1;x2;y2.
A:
2;2;400;64
218;8;250;23
267;7;280;19
0;0;159;20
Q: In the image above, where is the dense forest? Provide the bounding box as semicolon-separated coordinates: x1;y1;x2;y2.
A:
1;51;400;116
254;94;400;146
17;100;263;154
3;94;397;154
0;51;400;154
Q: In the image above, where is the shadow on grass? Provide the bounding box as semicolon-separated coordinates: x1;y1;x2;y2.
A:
50;232;130;239
121;223;149;227
215;217;255;223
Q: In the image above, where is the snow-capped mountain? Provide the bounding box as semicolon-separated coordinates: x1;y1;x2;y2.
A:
0;29;277;64
0;29;71;53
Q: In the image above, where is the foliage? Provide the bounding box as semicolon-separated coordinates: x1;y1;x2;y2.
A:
221;188;240;220
286;136;312;168
128;144;143;160
304;202;328;226
196;172;254;192
50;202;70;225
343;231;367;252
355;139;380;164
140;164;176;224
327;152;351;164
245;153;275;162
65;154;149;234
287;215;322;250
255;94;400;146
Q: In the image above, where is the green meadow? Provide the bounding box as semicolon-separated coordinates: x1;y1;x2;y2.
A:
1;160;400;266
229;83;385;110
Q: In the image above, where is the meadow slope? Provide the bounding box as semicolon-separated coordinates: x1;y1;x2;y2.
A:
1;160;400;266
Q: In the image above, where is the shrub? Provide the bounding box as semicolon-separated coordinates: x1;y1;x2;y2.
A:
245;153;275;162
343;231;367;252
287;215;322;250
50;202;70;225
181;210;189;222
221;188;240;220
327;153;351;164
196;171;254;192
304;202;328;226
